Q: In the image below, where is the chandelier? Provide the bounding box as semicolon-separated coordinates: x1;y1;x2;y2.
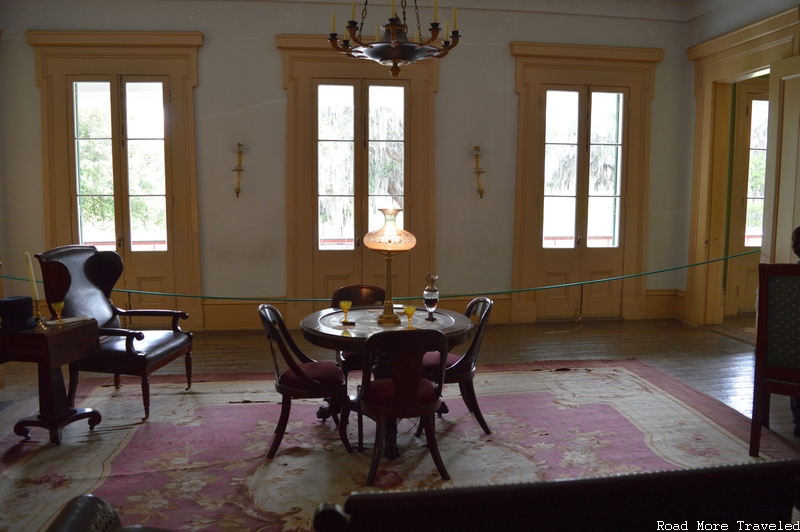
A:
329;0;460;78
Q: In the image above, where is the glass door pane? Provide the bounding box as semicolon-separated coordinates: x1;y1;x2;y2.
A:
746;99;768;247
368;85;405;231
74;81;116;251
543;90;578;248
587;91;623;248
318;84;355;250
125;82;167;251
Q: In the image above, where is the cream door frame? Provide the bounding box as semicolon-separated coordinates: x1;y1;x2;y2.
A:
509;43;663;323
277;35;438;326
686;8;800;326
26;30;205;329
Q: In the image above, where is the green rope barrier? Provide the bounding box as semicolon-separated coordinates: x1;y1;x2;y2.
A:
0;248;760;303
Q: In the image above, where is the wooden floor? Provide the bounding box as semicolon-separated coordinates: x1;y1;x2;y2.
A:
1;317;797;448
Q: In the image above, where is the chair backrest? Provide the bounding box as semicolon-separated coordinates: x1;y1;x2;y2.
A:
361;329;448;409
36;245;123;328
447;297;493;375
331;285;385;308
757;263;800;378
258;304;318;383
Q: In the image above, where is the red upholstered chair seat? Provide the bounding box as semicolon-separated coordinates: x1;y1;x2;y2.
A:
361;378;437;407
421;351;461;372
281;361;344;388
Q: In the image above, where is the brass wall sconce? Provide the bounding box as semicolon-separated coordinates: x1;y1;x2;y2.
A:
473;146;486;198
232;143;244;197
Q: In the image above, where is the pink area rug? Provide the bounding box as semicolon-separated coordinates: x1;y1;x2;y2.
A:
1;360;798;531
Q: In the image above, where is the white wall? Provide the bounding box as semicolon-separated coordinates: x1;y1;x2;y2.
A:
0;0;792;308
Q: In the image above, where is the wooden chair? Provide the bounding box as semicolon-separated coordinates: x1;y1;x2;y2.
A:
358;329;450;486
36;245;192;421
258;304;353;458
330;284;385;379
419;297;493;435
749;263;800;456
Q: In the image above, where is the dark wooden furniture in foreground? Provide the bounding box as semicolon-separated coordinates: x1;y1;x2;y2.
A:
299;306;473;354
314;459;800;531
358;329;450;484
258;304;353;458
750;263;800;456
36;245;193;421
300;306;473;457
46;493;169;532
0;318;101;445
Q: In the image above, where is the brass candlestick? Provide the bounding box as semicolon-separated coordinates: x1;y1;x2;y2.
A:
34;299;47;331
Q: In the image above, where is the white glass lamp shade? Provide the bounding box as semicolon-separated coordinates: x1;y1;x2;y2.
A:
363;208;416;254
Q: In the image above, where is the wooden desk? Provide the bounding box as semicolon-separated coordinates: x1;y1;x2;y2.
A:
300;306;473;458
0;319;102;445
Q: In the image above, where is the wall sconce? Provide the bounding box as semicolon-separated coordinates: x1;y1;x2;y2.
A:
473;146;487;198
232;143;244;197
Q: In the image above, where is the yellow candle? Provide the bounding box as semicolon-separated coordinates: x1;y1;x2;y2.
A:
453;6;458;30
433;0;438;22
24;252;40;301
332;13;336;33
391;0;395;17
445;18;449;36
351;2;356;20
415;27;420;42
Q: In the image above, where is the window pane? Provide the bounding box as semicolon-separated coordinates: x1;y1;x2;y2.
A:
368;84;405;232
74;82;115;248
78;196;116;251
128;139;166;195
544;145;577;196
318;85;355;250
129;196;167;251
587;196;619;248
745;198;763;247
590;92;623;144
544;90;578;246
543;197;575;248
126;82;164;139
369;86;403;140
126;82;167;252
545;91;578;143
745;99;768;248
319;196;354;250
319;85;354;141
588;91;623;248
589;144;622;195
318;142;354;196
368;141;404;195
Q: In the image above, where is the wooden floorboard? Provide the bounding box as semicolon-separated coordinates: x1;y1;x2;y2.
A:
1;318;796;449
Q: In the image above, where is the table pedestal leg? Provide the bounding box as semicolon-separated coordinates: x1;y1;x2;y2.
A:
14;364;102;445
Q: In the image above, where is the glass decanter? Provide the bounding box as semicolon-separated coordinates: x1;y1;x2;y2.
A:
423;272;439;321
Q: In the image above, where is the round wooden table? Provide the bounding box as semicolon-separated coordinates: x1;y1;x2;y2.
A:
300;305;474;459
300;306;473;352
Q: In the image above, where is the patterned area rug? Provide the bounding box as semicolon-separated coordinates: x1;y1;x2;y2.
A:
1;360;798;531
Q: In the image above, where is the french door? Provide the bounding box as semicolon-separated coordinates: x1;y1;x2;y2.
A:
68;76;177;314
312;79;411;306
724;79;768;317
537;85;627;319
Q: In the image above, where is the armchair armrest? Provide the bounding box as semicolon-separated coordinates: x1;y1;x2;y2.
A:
98;327;146;355
114;308;190;332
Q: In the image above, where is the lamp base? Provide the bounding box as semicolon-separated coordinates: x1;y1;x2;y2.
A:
376;311;401;326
